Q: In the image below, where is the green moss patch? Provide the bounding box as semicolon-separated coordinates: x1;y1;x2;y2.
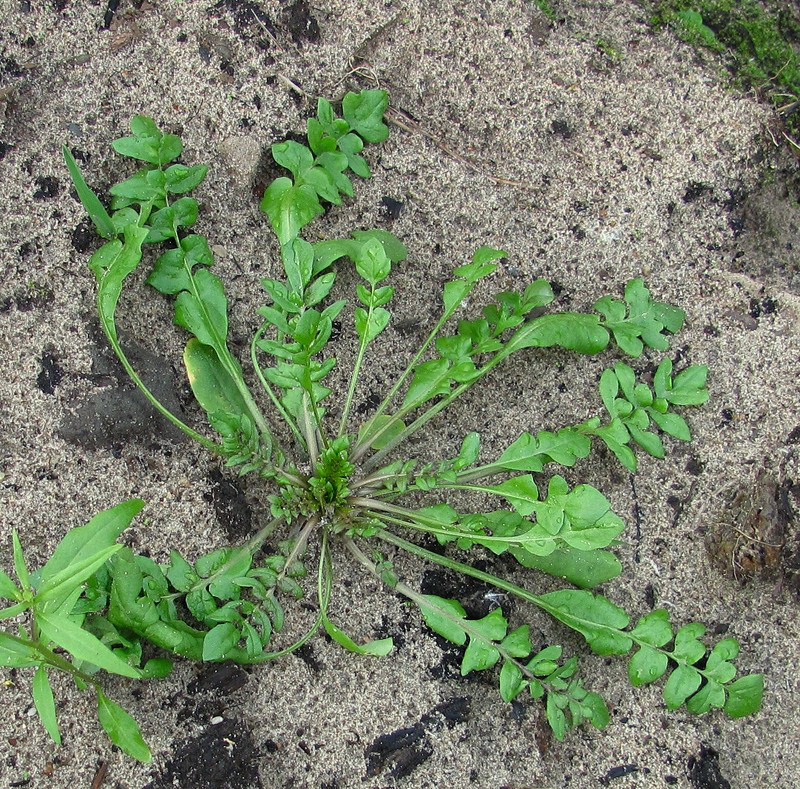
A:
650;1;800;131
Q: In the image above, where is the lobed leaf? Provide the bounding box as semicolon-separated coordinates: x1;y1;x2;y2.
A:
342;89;389;143
538;589;632;655
594;279;685;357
261;178;323;245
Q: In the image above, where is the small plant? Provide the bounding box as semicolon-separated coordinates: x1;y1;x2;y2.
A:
0;501;159;761
1;90;762;762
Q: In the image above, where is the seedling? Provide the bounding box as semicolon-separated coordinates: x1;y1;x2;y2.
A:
0;90;762;762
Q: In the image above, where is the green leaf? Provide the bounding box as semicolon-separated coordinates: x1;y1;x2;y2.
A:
709;637;739;662
300;166;341;204
38;500;144;588
63;146;116;239
496;428;591;473
686;679;726;714
491;475;539;516
352;230;407;262
183;339;249;419
337;133;370;177
523;279;555;308
202;622;240;660
461;608;507;675
627;425;665;458
402;359;453;409
141;657;173;678
500;624;532;657
282;238;315;297
668;365;709;406
322;616;393;656
584;692;610;729
594;279;685;357
93;223;150;344
511;546;622;589
363;415;406;450
317;97;336;129
355;306;390;344
528;644;562;674
147;235;214;295
304;272;336;307
35;545;121;607
590;419;637;471
146;197;198;242
0;569;19;601
342;89;389;143
509;313;610;355
0;602;29;620
0;633;38;667
186;588;217;621
630;609;672;647
112;117;181;166
442;280;471;314
174;269;228;347
471;246;508;267
32;665;61;745
261;177;323;245
663;663;702;710
418;595;467;645
355;237;391;285
109;171;162;201
97;690;152;763
499;660;526;702
628;645;668;686
724;674;764;718
538;590;632;655
672;622;706;664
35;610;141;678
111;135;159;164
12;531;30;592
272;140;314;179
599;369;619;416
648;410;691;441
453;247;506;282
165;163;208;193
547;692;568;740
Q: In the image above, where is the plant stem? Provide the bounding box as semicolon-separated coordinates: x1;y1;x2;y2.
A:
102;325;221;452
251;325;307;452
373;527;715;684
246;520;327;663
301;392;320;468
349;469;406;492
162;188;278;451
351;498;560;552
359;347;513;471
3;631;101;687
316;529;331;619
355;306;458;455
343;537;540;681
338;301;374;437
309;394;329;451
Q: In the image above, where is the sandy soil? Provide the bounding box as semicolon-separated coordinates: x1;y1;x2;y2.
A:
1;1;799;787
